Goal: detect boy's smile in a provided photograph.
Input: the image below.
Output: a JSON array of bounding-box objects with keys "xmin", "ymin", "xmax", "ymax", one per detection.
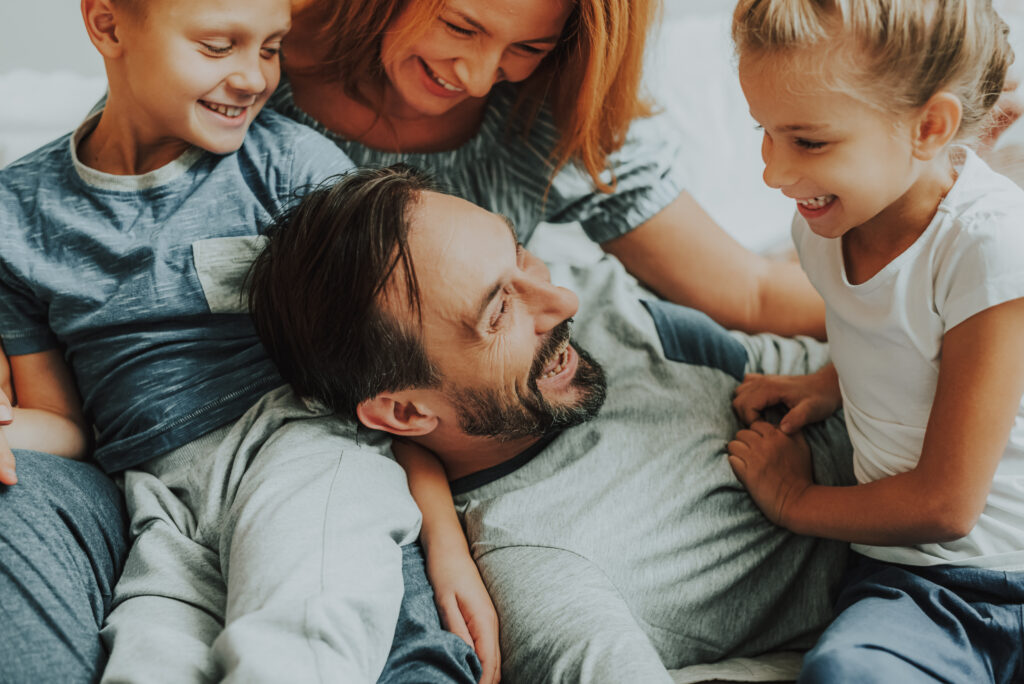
[{"xmin": 83, "ymin": 0, "xmax": 291, "ymax": 174}]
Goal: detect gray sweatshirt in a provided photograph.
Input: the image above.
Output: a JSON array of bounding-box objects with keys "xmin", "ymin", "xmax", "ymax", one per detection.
[{"xmin": 452, "ymin": 259, "xmax": 854, "ymax": 683}]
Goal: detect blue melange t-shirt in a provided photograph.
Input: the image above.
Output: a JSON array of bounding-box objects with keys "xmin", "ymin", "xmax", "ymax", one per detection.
[{"xmin": 0, "ymin": 109, "xmax": 354, "ymax": 472}]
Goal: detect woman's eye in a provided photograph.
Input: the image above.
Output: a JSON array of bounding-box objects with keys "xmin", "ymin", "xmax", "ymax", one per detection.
[
  {"xmin": 201, "ymin": 42, "xmax": 232, "ymax": 55},
  {"xmin": 442, "ymin": 19, "xmax": 475, "ymax": 37},
  {"xmin": 514, "ymin": 44, "xmax": 545, "ymax": 56}
]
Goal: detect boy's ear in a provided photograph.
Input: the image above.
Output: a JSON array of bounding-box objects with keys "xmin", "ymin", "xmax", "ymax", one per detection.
[
  {"xmin": 356, "ymin": 392, "xmax": 440, "ymax": 437},
  {"xmin": 81, "ymin": 0, "xmax": 125, "ymax": 59},
  {"xmin": 912, "ymin": 91, "xmax": 963, "ymax": 161}
]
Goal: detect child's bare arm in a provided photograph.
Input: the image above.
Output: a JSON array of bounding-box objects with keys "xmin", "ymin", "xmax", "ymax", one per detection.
[
  {"xmin": 730, "ymin": 298, "xmax": 1024, "ymax": 546},
  {"xmin": 392, "ymin": 439, "xmax": 501, "ymax": 684},
  {"xmin": 0, "ymin": 350, "xmax": 90, "ymax": 482}
]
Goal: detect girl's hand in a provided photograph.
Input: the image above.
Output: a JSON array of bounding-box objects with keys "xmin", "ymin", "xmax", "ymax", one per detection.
[
  {"xmin": 727, "ymin": 421, "xmax": 813, "ymax": 528},
  {"xmin": 426, "ymin": 541, "xmax": 501, "ymax": 684},
  {"xmin": 732, "ymin": 364, "xmax": 841, "ymax": 433}
]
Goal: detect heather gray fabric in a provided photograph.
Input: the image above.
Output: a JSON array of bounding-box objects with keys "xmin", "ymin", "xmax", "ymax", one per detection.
[
  {"xmin": 100, "ymin": 386, "xmax": 423, "ymax": 683},
  {"xmin": 452, "ymin": 259, "xmax": 855, "ymax": 682},
  {"xmin": 266, "ymin": 80, "xmax": 688, "ymax": 248}
]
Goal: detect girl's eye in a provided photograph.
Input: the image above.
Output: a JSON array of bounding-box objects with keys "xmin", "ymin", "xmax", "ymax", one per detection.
[
  {"xmin": 796, "ymin": 138, "xmax": 827, "ymax": 150},
  {"xmin": 442, "ymin": 19, "xmax": 475, "ymax": 37},
  {"xmin": 261, "ymin": 46, "xmax": 281, "ymax": 59},
  {"xmin": 201, "ymin": 42, "xmax": 232, "ymax": 55}
]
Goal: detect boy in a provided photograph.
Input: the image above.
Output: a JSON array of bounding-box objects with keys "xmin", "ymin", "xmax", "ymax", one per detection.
[{"xmin": 0, "ymin": 0, "xmax": 479, "ymax": 681}]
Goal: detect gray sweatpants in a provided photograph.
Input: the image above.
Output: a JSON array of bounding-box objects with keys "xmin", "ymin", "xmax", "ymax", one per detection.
[{"xmin": 100, "ymin": 386, "xmax": 422, "ymax": 683}]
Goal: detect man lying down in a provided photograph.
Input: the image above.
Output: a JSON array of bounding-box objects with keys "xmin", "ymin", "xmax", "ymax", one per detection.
[{"xmin": 247, "ymin": 165, "xmax": 855, "ymax": 683}]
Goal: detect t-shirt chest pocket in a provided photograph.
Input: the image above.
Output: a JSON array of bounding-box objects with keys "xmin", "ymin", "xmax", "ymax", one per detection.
[{"xmin": 192, "ymin": 235, "xmax": 268, "ymax": 314}]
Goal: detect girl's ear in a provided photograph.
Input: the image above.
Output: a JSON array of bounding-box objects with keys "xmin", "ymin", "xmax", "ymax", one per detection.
[
  {"xmin": 356, "ymin": 392, "xmax": 440, "ymax": 437},
  {"xmin": 912, "ymin": 91, "xmax": 963, "ymax": 161},
  {"xmin": 81, "ymin": 0, "xmax": 124, "ymax": 59}
]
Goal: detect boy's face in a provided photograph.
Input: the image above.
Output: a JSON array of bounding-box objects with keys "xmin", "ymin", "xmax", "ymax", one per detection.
[
  {"xmin": 738, "ymin": 50, "xmax": 919, "ymax": 240},
  {"xmin": 114, "ymin": 0, "xmax": 290, "ymax": 156}
]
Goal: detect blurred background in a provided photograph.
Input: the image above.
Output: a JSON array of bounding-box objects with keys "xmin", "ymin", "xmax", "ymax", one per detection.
[{"xmin": 1, "ymin": 0, "xmax": 1021, "ymax": 253}]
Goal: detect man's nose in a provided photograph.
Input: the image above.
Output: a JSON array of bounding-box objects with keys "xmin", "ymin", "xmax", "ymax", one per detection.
[
  {"xmin": 526, "ymin": 278, "xmax": 579, "ymax": 335},
  {"xmin": 226, "ymin": 53, "xmax": 268, "ymax": 95},
  {"xmin": 452, "ymin": 49, "xmax": 503, "ymax": 98}
]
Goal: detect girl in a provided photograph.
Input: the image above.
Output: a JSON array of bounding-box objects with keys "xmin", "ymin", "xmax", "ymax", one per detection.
[{"xmin": 727, "ymin": 1, "xmax": 1024, "ymax": 681}]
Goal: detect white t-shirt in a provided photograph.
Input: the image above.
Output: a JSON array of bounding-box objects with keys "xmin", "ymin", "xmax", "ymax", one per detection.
[{"xmin": 794, "ymin": 147, "xmax": 1024, "ymax": 570}]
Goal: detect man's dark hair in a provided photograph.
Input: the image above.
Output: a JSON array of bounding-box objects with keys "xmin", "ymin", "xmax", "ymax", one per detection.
[{"xmin": 248, "ymin": 164, "xmax": 440, "ymax": 416}]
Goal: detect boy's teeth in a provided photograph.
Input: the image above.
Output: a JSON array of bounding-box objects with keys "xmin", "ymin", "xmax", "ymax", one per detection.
[
  {"xmin": 797, "ymin": 194, "xmax": 835, "ymax": 209},
  {"xmin": 205, "ymin": 102, "xmax": 245, "ymax": 117}
]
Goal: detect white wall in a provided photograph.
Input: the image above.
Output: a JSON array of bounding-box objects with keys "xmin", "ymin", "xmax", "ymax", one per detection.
[
  {"xmin": 0, "ymin": 1, "xmax": 104, "ymax": 77},
  {"xmin": 0, "ymin": 0, "xmax": 725, "ymax": 79}
]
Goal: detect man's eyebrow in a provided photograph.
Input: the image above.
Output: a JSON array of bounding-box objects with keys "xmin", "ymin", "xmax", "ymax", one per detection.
[
  {"xmin": 471, "ymin": 215, "xmax": 520, "ymax": 326},
  {"xmin": 501, "ymin": 214, "xmax": 518, "ymax": 241}
]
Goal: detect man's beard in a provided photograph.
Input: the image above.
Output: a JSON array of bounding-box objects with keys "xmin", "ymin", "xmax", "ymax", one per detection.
[{"xmin": 446, "ymin": 320, "xmax": 607, "ymax": 442}]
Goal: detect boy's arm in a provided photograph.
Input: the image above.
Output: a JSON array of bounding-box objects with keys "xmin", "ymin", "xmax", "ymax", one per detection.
[
  {"xmin": 734, "ymin": 298, "xmax": 1024, "ymax": 545},
  {"xmin": 393, "ymin": 440, "xmax": 500, "ymax": 684},
  {"xmin": 3, "ymin": 350, "xmax": 90, "ymax": 473}
]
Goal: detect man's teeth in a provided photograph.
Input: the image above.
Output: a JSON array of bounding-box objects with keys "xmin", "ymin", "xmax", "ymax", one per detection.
[
  {"xmin": 204, "ymin": 102, "xmax": 245, "ymax": 117},
  {"xmin": 797, "ymin": 194, "xmax": 835, "ymax": 209},
  {"xmin": 542, "ymin": 339, "xmax": 570, "ymax": 379}
]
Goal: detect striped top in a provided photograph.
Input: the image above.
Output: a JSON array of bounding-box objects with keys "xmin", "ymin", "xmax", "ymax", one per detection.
[{"xmin": 266, "ymin": 81, "xmax": 688, "ymax": 246}]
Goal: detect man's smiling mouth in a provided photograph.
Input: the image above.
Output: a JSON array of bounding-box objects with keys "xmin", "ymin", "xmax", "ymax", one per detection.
[{"xmin": 540, "ymin": 338, "xmax": 571, "ymax": 379}]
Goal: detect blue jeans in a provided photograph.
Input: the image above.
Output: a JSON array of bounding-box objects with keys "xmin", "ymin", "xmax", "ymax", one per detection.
[
  {"xmin": 0, "ymin": 450, "xmax": 129, "ymax": 684},
  {"xmin": 379, "ymin": 543, "xmax": 482, "ymax": 683},
  {"xmin": 799, "ymin": 552, "xmax": 1024, "ymax": 684}
]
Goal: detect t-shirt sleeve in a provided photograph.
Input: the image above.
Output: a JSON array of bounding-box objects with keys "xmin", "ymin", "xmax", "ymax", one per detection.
[
  {"xmin": 0, "ymin": 258, "xmax": 59, "ymax": 356},
  {"xmin": 545, "ymin": 112, "xmax": 688, "ymax": 244},
  {"xmin": 287, "ymin": 124, "xmax": 356, "ymax": 189},
  {"xmin": 0, "ymin": 183, "xmax": 60, "ymax": 356},
  {"xmin": 938, "ymin": 202, "xmax": 1024, "ymax": 332}
]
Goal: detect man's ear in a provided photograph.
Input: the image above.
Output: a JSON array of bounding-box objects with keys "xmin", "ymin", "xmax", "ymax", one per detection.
[
  {"xmin": 356, "ymin": 392, "xmax": 440, "ymax": 437},
  {"xmin": 81, "ymin": 0, "xmax": 125, "ymax": 59},
  {"xmin": 912, "ymin": 91, "xmax": 963, "ymax": 161}
]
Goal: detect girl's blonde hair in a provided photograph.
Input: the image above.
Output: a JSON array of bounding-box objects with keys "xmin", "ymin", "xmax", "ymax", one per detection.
[
  {"xmin": 293, "ymin": 0, "xmax": 659, "ymax": 191},
  {"xmin": 731, "ymin": 0, "xmax": 1014, "ymax": 140}
]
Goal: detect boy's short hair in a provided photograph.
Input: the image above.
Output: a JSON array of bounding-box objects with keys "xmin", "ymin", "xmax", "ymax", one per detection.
[{"xmin": 248, "ymin": 165, "xmax": 441, "ymax": 417}]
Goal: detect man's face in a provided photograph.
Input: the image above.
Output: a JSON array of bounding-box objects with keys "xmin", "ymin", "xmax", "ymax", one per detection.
[{"xmin": 398, "ymin": 191, "xmax": 606, "ymax": 441}]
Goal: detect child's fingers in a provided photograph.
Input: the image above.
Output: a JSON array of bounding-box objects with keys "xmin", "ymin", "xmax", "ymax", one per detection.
[
  {"xmin": 0, "ymin": 389, "xmax": 13, "ymax": 425},
  {"xmin": 0, "ymin": 444, "xmax": 17, "ymax": 485},
  {"xmin": 437, "ymin": 595, "xmax": 474, "ymax": 649}
]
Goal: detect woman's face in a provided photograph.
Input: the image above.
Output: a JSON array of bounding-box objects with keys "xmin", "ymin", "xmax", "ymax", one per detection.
[{"xmin": 380, "ymin": 0, "xmax": 573, "ymax": 118}]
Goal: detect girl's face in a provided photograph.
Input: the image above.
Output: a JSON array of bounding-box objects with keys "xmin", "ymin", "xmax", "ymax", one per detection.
[
  {"xmin": 380, "ymin": 0, "xmax": 573, "ymax": 118},
  {"xmin": 739, "ymin": 51, "xmax": 922, "ymax": 240}
]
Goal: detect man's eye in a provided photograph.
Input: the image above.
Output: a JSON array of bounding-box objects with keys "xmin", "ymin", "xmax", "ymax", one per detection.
[{"xmin": 489, "ymin": 299, "xmax": 509, "ymax": 330}]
